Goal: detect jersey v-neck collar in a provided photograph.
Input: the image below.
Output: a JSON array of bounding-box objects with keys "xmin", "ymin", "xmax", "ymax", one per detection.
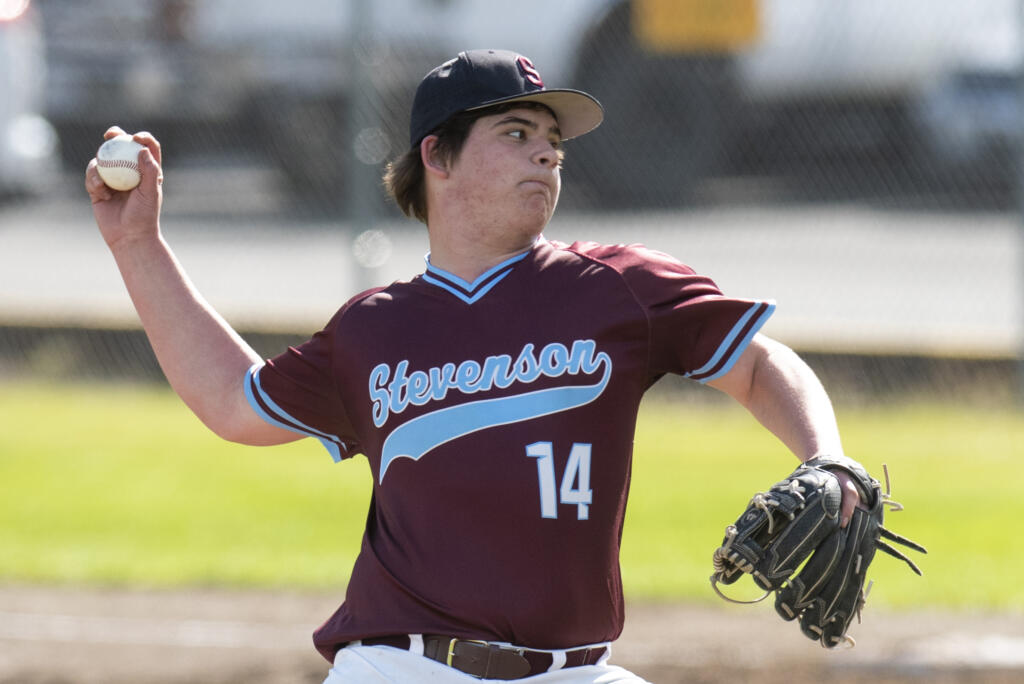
[{"xmin": 421, "ymin": 242, "xmax": 538, "ymax": 305}]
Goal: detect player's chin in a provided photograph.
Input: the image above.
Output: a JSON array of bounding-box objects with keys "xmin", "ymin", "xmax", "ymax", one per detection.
[
  {"xmin": 521, "ymin": 184, "xmax": 559, "ymax": 215},
  {"xmin": 521, "ymin": 197, "xmax": 558, "ymax": 229}
]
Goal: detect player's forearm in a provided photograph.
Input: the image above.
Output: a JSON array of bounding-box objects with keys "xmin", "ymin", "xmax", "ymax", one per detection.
[
  {"xmin": 750, "ymin": 341, "xmax": 843, "ymax": 461},
  {"xmin": 109, "ymin": 231, "xmax": 262, "ymax": 439},
  {"xmin": 717, "ymin": 336, "xmax": 844, "ymax": 461}
]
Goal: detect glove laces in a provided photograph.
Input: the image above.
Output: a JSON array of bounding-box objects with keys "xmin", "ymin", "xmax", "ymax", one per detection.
[{"xmin": 876, "ymin": 465, "xmax": 928, "ymax": 576}]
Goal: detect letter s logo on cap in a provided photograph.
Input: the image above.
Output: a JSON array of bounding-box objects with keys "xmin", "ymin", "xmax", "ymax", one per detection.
[{"xmin": 517, "ymin": 56, "xmax": 544, "ymax": 88}]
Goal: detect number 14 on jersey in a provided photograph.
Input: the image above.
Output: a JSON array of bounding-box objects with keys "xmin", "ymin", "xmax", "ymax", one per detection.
[{"xmin": 526, "ymin": 442, "xmax": 593, "ymax": 520}]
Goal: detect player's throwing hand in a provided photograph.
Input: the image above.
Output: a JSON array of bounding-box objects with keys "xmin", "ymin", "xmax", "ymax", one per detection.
[{"xmin": 85, "ymin": 126, "xmax": 164, "ymax": 250}]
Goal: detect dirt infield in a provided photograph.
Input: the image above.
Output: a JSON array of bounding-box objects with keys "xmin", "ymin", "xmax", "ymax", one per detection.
[{"xmin": 1, "ymin": 585, "xmax": 1022, "ymax": 683}]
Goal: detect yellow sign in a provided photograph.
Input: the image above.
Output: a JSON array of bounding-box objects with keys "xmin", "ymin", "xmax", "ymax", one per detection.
[{"xmin": 633, "ymin": 0, "xmax": 760, "ymax": 53}]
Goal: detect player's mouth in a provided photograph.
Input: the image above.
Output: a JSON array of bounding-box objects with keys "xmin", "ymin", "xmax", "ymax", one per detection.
[{"xmin": 520, "ymin": 178, "xmax": 554, "ymax": 194}]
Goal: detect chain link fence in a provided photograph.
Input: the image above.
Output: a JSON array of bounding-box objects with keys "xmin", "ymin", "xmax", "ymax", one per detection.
[{"xmin": 1, "ymin": 0, "xmax": 1021, "ymax": 401}]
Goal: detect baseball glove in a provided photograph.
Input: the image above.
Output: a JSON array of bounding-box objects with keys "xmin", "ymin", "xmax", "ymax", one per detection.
[{"xmin": 710, "ymin": 455, "xmax": 926, "ymax": 648}]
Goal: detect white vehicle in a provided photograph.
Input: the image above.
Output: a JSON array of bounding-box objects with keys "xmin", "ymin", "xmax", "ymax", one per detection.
[{"xmin": 0, "ymin": 0, "xmax": 58, "ymax": 199}]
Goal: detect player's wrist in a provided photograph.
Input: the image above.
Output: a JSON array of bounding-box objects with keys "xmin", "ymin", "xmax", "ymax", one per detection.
[
  {"xmin": 104, "ymin": 224, "xmax": 165, "ymax": 256},
  {"xmin": 804, "ymin": 454, "xmax": 874, "ymax": 503}
]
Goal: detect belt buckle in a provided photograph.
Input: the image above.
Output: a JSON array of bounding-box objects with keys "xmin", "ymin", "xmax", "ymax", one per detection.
[{"xmin": 446, "ymin": 638, "xmax": 489, "ymax": 667}]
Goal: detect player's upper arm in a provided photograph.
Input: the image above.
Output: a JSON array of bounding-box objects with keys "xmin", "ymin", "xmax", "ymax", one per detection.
[{"xmin": 705, "ymin": 333, "xmax": 768, "ymax": 406}]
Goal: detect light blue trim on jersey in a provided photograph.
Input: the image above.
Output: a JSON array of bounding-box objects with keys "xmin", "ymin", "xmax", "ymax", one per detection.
[
  {"xmin": 422, "ymin": 250, "xmax": 531, "ymax": 304},
  {"xmin": 686, "ymin": 300, "xmax": 776, "ymax": 384},
  {"xmin": 378, "ymin": 356, "xmax": 612, "ymax": 483},
  {"xmin": 422, "ymin": 272, "xmax": 505, "ymax": 305},
  {"xmin": 244, "ymin": 363, "xmax": 346, "ymax": 462}
]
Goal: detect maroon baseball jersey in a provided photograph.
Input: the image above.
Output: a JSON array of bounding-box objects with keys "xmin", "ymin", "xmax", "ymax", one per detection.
[{"xmin": 245, "ymin": 238, "xmax": 774, "ymax": 661}]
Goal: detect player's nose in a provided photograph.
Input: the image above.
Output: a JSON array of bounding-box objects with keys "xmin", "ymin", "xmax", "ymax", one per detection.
[{"xmin": 531, "ymin": 142, "xmax": 560, "ymax": 169}]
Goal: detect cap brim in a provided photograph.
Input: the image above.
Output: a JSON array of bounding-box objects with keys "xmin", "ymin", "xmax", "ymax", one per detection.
[{"xmin": 467, "ymin": 89, "xmax": 604, "ymax": 141}]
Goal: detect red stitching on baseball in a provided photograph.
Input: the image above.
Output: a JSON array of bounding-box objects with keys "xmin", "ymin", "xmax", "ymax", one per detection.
[{"xmin": 98, "ymin": 159, "xmax": 139, "ymax": 170}]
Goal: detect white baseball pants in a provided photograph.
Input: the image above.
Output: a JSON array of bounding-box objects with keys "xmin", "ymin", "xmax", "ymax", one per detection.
[{"xmin": 322, "ymin": 641, "xmax": 652, "ymax": 683}]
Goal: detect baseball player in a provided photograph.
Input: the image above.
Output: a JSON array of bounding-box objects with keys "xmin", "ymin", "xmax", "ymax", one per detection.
[{"xmin": 85, "ymin": 49, "xmax": 860, "ymax": 682}]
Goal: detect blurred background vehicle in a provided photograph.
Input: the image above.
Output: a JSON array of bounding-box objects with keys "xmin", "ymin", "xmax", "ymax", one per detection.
[
  {"xmin": 36, "ymin": 0, "xmax": 448, "ymax": 213},
  {"xmin": 567, "ymin": 0, "xmax": 1022, "ymax": 208},
  {"xmin": 914, "ymin": 67, "xmax": 1021, "ymax": 201},
  {"xmin": 35, "ymin": 0, "xmax": 1024, "ymax": 214},
  {"xmin": 0, "ymin": 0, "xmax": 59, "ymax": 200}
]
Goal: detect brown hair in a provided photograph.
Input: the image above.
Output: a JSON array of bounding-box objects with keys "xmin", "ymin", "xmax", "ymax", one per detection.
[{"xmin": 383, "ymin": 102, "xmax": 558, "ymax": 224}]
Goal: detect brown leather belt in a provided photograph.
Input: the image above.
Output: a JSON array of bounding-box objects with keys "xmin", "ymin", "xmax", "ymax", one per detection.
[{"xmin": 360, "ymin": 634, "xmax": 608, "ymax": 680}]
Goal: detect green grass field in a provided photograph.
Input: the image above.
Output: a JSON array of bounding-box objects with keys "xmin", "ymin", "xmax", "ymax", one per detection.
[{"xmin": 1, "ymin": 381, "xmax": 1021, "ymax": 610}]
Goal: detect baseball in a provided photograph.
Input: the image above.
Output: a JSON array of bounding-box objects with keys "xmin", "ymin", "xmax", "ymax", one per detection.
[{"xmin": 96, "ymin": 134, "xmax": 144, "ymax": 191}]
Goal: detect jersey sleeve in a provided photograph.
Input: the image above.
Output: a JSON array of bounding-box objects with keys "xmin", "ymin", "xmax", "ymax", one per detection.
[
  {"xmin": 574, "ymin": 241, "xmax": 775, "ymax": 384},
  {"xmin": 244, "ymin": 316, "xmax": 359, "ymax": 462}
]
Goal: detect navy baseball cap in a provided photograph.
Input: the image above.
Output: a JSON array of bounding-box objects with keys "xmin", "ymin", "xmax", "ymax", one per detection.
[{"xmin": 409, "ymin": 49, "xmax": 603, "ymax": 148}]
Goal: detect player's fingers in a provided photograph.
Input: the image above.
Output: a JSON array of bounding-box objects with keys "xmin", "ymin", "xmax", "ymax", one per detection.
[
  {"xmin": 84, "ymin": 158, "xmax": 113, "ymax": 203},
  {"xmin": 103, "ymin": 125, "xmax": 127, "ymax": 140},
  {"xmin": 132, "ymin": 130, "xmax": 162, "ymax": 167},
  {"xmin": 835, "ymin": 471, "xmax": 861, "ymax": 529},
  {"xmin": 135, "ymin": 146, "xmax": 164, "ymax": 197}
]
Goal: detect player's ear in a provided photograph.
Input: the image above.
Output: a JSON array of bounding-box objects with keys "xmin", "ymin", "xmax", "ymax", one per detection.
[{"xmin": 420, "ymin": 135, "xmax": 449, "ymax": 178}]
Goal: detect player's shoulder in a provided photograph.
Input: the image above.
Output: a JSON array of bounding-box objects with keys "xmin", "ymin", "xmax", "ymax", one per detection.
[
  {"xmin": 321, "ymin": 280, "xmax": 413, "ymax": 328},
  {"xmin": 544, "ymin": 238, "xmax": 696, "ymax": 276}
]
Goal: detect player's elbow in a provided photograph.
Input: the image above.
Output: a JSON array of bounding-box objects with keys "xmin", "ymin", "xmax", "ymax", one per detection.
[
  {"xmin": 189, "ymin": 394, "xmax": 299, "ymax": 446},
  {"xmin": 208, "ymin": 415, "xmax": 301, "ymax": 447}
]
